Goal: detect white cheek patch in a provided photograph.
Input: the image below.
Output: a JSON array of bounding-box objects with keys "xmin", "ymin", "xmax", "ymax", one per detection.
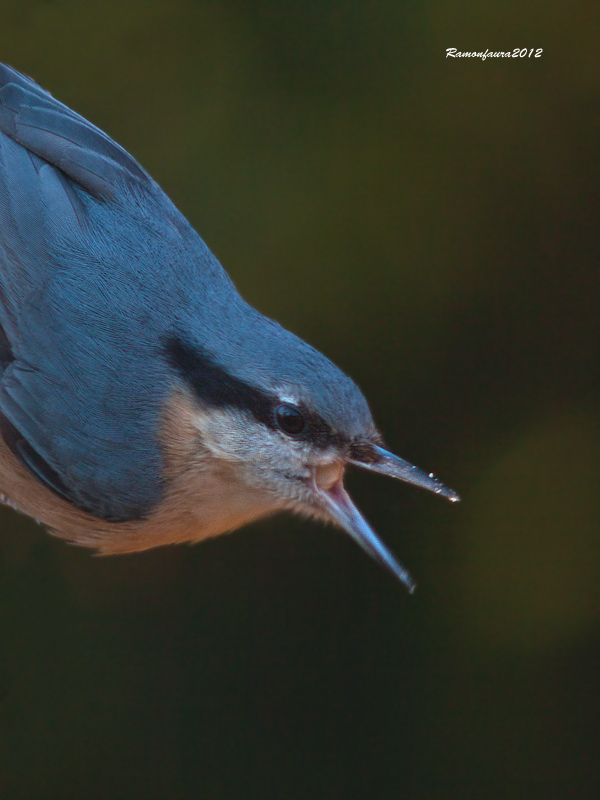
[
  {"xmin": 195, "ymin": 410, "xmax": 249, "ymax": 461},
  {"xmin": 190, "ymin": 407, "xmax": 283, "ymax": 464}
]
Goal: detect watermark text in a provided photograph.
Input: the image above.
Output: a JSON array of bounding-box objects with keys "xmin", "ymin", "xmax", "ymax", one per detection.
[{"xmin": 446, "ymin": 48, "xmax": 543, "ymax": 60}]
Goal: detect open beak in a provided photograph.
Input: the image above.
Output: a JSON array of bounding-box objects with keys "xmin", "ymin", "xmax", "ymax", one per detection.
[{"xmin": 313, "ymin": 448, "xmax": 459, "ymax": 592}]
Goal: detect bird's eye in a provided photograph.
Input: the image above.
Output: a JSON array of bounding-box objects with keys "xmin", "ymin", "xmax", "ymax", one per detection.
[{"xmin": 275, "ymin": 403, "xmax": 305, "ymax": 436}]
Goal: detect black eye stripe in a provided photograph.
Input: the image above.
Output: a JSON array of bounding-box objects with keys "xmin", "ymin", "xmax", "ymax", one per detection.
[
  {"xmin": 166, "ymin": 336, "xmax": 274, "ymax": 426},
  {"xmin": 166, "ymin": 336, "xmax": 347, "ymax": 450}
]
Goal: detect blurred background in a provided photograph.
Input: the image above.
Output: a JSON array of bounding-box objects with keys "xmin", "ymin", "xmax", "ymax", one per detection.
[{"xmin": 0, "ymin": 1, "xmax": 598, "ymax": 798}]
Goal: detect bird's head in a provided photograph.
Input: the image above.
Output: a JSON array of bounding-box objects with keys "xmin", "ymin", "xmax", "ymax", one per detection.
[{"xmin": 165, "ymin": 319, "xmax": 458, "ymax": 591}]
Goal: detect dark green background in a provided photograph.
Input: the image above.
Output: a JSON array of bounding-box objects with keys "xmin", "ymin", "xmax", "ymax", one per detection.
[{"xmin": 0, "ymin": 1, "xmax": 598, "ymax": 798}]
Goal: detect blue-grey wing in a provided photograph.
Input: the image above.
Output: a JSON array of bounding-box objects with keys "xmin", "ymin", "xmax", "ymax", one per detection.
[
  {"xmin": 0, "ymin": 64, "xmax": 197, "ymax": 520},
  {"xmin": 0, "ymin": 63, "xmax": 152, "ymax": 200}
]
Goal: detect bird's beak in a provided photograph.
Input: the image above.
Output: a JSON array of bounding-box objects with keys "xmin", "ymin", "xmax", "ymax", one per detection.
[
  {"xmin": 350, "ymin": 445, "xmax": 460, "ymax": 503},
  {"xmin": 313, "ymin": 448, "xmax": 459, "ymax": 592}
]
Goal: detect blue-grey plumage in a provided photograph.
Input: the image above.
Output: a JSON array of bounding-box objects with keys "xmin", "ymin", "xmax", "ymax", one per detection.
[{"xmin": 0, "ymin": 64, "xmax": 458, "ymax": 590}]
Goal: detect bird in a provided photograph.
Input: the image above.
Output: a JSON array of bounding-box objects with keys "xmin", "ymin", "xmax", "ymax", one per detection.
[{"xmin": 0, "ymin": 63, "xmax": 458, "ymax": 592}]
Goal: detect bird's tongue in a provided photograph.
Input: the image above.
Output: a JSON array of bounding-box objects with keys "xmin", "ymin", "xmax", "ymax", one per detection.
[{"xmin": 316, "ymin": 479, "xmax": 416, "ymax": 592}]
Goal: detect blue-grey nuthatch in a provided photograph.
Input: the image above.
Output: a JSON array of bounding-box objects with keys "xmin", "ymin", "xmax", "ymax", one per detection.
[{"xmin": 0, "ymin": 64, "xmax": 458, "ymax": 591}]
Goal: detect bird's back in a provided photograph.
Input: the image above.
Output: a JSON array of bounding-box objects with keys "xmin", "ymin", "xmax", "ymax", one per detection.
[{"xmin": 0, "ymin": 64, "xmax": 234, "ymax": 521}]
